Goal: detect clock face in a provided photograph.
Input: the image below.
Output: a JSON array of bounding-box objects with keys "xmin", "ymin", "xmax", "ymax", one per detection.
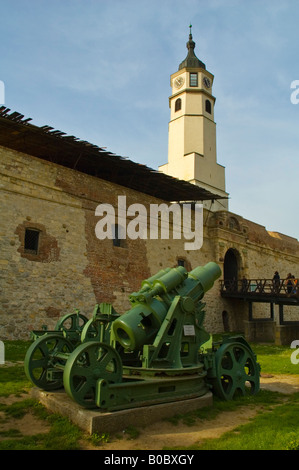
[
  {"xmin": 174, "ymin": 76, "xmax": 184, "ymax": 89},
  {"xmin": 203, "ymin": 77, "xmax": 211, "ymax": 89}
]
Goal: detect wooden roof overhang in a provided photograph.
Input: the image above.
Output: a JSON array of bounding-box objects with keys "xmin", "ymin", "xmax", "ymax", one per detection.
[{"xmin": 0, "ymin": 107, "xmax": 226, "ymax": 203}]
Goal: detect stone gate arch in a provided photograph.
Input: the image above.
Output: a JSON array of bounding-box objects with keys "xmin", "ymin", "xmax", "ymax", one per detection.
[{"xmin": 224, "ymin": 248, "xmax": 241, "ymax": 285}]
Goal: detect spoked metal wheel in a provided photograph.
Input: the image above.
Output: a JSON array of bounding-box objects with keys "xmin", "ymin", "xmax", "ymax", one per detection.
[
  {"xmin": 63, "ymin": 341, "xmax": 123, "ymax": 408},
  {"xmin": 55, "ymin": 310, "xmax": 88, "ymax": 333},
  {"xmin": 24, "ymin": 334, "xmax": 74, "ymax": 391},
  {"xmin": 212, "ymin": 341, "xmax": 260, "ymax": 400},
  {"xmin": 54, "ymin": 312, "xmax": 89, "ymax": 346}
]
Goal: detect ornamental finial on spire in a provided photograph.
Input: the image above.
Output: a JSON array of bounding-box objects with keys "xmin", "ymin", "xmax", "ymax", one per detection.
[{"xmin": 178, "ymin": 25, "xmax": 206, "ymax": 70}]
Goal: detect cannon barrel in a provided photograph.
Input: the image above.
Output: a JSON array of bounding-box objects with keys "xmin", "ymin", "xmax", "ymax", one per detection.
[{"xmin": 112, "ymin": 262, "xmax": 221, "ymax": 351}]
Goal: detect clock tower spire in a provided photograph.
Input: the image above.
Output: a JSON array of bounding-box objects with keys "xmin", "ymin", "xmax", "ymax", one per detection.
[
  {"xmin": 159, "ymin": 28, "xmax": 228, "ymax": 211},
  {"xmin": 179, "ymin": 24, "xmax": 206, "ymax": 70}
]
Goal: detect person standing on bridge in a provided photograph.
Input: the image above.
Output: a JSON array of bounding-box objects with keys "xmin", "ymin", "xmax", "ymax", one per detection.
[
  {"xmin": 286, "ymin": 273, "xmax": 293, "ymax": 294},
  {"xmin": 291, "ymin": 275, "xmax": 297, "ymax": 294},
  {"xmin": 272, "ymin": 271, "xmax": 280, "ymax": 293}
]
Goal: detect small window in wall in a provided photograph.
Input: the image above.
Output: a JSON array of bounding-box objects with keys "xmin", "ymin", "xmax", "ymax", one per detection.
[
  {"xmin": 190, "ymin": 73, "xmax": 198, "ymax": 87},
  {"xmin": 24, "ymin": 229, "xmax": 40, "ymax": 254},
  {"xmin": 175, "ymin": 98, "xmax": 182, "ymax": 112},
  {"xmin": 177, "ymin": 259, "xmax": 185, "ymax": 267},
  {"xmin": 205, "ymin": 99, "xmax": 212, "ymax": 114},
  {"xmin": 112, "ymin": 224, "xmax": 125, "ymax": 248}
]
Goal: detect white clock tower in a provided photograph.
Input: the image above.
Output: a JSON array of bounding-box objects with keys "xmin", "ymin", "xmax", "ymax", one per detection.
[{"xmin": 159, "ymin": 28, "xmax": 228, "ymax": 210}]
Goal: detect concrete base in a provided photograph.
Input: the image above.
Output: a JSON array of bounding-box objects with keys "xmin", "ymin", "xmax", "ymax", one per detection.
[
  {"xmin": 31, "ymin": 388, "xmax": 213, "ymax": 435},
  {"xmin": 244, "ymin": 320, "xmax": 276, "ymax": 342},
  {"xmin": 275, "ymin": 324, "xmax": 299, "ymax": 345}
]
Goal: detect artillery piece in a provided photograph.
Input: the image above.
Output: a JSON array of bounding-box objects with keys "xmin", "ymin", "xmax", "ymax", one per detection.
[{"xmin": 24, "ymin": 262, "xmax": 260, "ymax": 411}]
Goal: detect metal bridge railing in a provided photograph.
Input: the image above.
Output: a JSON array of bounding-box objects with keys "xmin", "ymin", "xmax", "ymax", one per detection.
[{"xmin": 220, "ymin": 278, "xmax": 299, "ymax": 298}]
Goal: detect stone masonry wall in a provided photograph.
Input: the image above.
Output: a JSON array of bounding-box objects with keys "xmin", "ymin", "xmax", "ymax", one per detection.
[
  {"xmin": 208, "ymin": 211, "xmax": 299, "ymax": 328},
  {"xmin": 0, "ymin": 147, "xmax": 97, "ymax": 338}
]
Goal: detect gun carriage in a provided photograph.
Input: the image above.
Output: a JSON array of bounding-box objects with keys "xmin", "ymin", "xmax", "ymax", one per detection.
[{"xmin": 24, "ymin": 262, "xmax": 260, "ymax": 410}]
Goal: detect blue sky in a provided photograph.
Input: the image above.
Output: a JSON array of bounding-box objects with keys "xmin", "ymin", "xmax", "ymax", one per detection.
[{"xmin": 1, "ymin": 0, "xmax": 299, "ymax": 239}]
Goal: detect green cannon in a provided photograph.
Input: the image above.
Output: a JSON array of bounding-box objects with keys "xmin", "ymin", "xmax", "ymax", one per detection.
[{"xmin": 24, "ymin": 262, "xmax": 260, "ymax": 410}]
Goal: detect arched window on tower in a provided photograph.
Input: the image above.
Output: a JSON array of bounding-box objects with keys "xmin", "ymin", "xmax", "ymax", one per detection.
[
  {"xmin": 175, "ymin": 98, "xmax": 182, "ymax": 112},
  {"xmin": 205, "ymin": 99, "xmax": 212, "ymax": 114}
]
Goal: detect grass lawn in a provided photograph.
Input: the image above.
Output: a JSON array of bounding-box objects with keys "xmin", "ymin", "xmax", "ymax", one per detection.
[
  {"xmin": 0, "ymin": 338, "xmax": 298, "ymax": 450},
  {"xmin": 253, "ymin": 342, "xmax": 299, "ymax": 375},
  {"xmin": 195, "ymin": 392, "xmax": 299, "ymax": 450}
]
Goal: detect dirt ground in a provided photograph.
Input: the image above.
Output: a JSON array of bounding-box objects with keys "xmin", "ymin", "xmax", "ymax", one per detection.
[{"xmin": 1, "ymin": 373, "xmax": 299, "ymax": 450}]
